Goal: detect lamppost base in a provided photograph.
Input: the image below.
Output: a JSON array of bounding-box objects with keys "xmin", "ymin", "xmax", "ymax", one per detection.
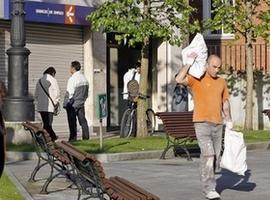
[{"xmin": 3, "ymin": 96, "xmax": 34, "ymax": 121}]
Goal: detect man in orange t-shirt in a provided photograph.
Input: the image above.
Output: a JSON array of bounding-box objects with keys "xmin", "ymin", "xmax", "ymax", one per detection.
[{"xmin": 176, "ymin": 54, "xmax": 232, "ymax": 200}]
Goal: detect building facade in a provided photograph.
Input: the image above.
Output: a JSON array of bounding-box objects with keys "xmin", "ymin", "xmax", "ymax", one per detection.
[
  {"xmin": 190, "ymin": 0, "xmax": 270, "ymax": 129},
  {"xmin": 0, "ymin": 0, "xmax": 180, "ymax": 136}
]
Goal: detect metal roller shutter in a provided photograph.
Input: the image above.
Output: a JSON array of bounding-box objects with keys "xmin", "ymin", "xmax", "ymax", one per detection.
[
  {"xmin": 0, "ymin": 21, "xmax": 84, "ymax": 135},
  {"xmin": 26, "ymin": 23, "xmax": 84, "ymax": 135},
  {"xmin": 0, "ymin": 21, "xmax": 9, "ymax": 86}
]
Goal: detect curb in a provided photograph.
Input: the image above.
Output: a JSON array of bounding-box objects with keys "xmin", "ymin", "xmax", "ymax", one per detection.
[
  {"xmin": 245, "ymin": 141, "xmax": 270, "ymax": 151},
  {"xmin": 4, "ymin": 168, "xmax": 34, "ymax": 200},
  {"xmin": 95, "ymin": 150, "xmax": 174, "ymax": 163},
  {"xmin": 6, "ymin": 141, "xmax": 270, "ymax": 163},
  {"xmin": 6, "ymin": 149, "xmax": 175, "ymax": 163}
]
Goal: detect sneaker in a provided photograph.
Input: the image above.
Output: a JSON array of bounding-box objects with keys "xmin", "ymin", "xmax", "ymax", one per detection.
[{"xmin": 205, "ymin": 191, "xmax": 221, "ymax": 200}]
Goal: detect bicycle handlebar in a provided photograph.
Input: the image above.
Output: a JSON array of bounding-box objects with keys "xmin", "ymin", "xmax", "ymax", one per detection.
[{"xmin": 122, "ymin": 92, "xmax": 150, "ymax": 99}]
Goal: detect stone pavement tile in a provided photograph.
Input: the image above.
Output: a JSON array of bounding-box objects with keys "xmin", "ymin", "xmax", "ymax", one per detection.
[{"xmin": 6, "ymin": 150, "xmax": 270, "ymax": 200}]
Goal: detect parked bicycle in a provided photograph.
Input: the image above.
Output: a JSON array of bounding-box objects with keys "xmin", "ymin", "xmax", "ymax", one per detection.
[{"xmin": 120, "ymin": 94, "xmax": 156, "ymax": 138}]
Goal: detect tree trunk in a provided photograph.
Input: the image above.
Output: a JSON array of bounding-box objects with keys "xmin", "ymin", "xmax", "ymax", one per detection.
[
  {"xmin": 136, "ymin": 41, "xmax": 149, "ymax": 137},
  {"xmin": 244, "ymin": 2, "xmax": 254, "ymax": 130},
  {"xmin": 244, "ymin": 37, "xmax": 254, "ymax": 130},
  {"xmin": 136, "ymin": 0, "xmax": 150, "ymax": 137}
]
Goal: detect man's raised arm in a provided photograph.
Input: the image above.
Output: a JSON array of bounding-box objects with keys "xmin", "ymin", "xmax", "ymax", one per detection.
[
  {"xmin": 176, "ymin": 52, "xmax": 197, "ymax": 85},
  {"xmin": 175, "ymin": 64, "xmax": 191, "ymax": 85}
]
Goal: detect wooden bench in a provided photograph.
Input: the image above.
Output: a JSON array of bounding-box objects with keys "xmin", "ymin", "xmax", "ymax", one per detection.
[
  {"xmin": 156, "ymin": 111, "xmax": 197, "ymax": 160},
  {"xmin": 22, "ymin": 122, "xmax": 73, "ymax": 194},
  {"xmin": 56, "ymin": 140, "xmax": 160, "ymax": 200}
]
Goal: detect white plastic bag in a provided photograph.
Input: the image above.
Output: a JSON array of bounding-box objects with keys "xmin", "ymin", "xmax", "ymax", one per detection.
[
  {"xmin": 182, "ymin": 33, "xmax": 208, "ymax": 79},
  {"xmin": 220, "ymin": 128, "xmax": 247, "ymax": 176}
]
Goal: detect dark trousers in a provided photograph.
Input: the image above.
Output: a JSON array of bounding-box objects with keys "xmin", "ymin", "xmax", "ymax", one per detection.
[
  {"xmin": 66, "ymin": 105, "xmax": 89, "ymax": 141},
  {"xmin": 40, "ymin": 112, "xmax": 57, "ymax": 141}
]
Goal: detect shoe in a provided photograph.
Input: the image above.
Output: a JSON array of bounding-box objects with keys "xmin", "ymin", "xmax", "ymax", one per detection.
[
  {"xmin": 205, "ymin": 191, "xmax": 221, "ymax": 200},
  {"xmin": 68, "ymin": 138, "xmax": 77, "ymax": 142}
]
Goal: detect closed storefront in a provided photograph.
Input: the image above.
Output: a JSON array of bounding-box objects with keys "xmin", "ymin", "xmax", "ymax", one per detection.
[
  {"xmin": 0, "ymin": 20, "xmax": 84, "ymax": 133},
  {"xmin": 1, "ymin": 0, "xmax": 183, "ymax": 136}
]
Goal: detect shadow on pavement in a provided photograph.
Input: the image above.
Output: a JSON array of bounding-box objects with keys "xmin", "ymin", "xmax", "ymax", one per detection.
[{"xmin": 216, "ymin": 169, "xmax": 256, "ymax": 193}]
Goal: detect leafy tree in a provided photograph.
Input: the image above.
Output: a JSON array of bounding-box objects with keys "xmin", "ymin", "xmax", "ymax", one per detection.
[
  {"xmin": 87, "ymin": 0, "xmax": 200, "ymax": 137},
  {"xmin": 205, "ymin": 0, "xmax": 270, "ymax": 130}
]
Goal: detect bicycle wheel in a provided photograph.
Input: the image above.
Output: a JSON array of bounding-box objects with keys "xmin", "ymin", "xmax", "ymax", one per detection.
[
  {"xmin": 146, "ymin": 108, "xmax": 156, "ymax": 136},
  {"xmin": 127, "ymin": 109, "xmax": 137, "ymax": 138},
  {"xmin": 120, "ymin": 109, "xmax": 137, "ymax": 138},
  {"xmin": 120, "ymin": 109, "xmax": 132, "ymax": 138}
]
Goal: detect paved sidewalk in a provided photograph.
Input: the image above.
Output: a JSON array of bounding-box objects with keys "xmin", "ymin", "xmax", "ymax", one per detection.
[{"xmin": 6, "ymin": 150, "xmax": 270, "ymax": 200}]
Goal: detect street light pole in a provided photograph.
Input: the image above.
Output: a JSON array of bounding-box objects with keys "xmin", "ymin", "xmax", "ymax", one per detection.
[{"xmin": 3, "ymin": 0, "xmax": 34, "ymax": 121}]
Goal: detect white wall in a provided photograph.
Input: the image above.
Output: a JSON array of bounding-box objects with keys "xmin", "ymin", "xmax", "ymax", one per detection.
[
  {"xmin": 154, "ymin": 41, "xmax": 183, "ymax": 113},
  {"xmin": 227, "ymin": 73, "xmax": 270, "ymax": 130},
  {"xmin": 83, "ymin": 29, "xmax": 107, "ymax": 129}
]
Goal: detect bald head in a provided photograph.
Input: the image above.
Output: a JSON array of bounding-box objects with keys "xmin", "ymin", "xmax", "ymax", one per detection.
[
  {"xmin": 206, "ymin": 54, "xmax": 222, "ymax": 78},
  {"xmin": 207, "ymin": 54, "xmax": 221, "ymax": 63}
]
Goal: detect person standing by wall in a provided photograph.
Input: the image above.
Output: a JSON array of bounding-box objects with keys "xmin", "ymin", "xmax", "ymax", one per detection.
[
  {"xmin": 172, "ymin": 74, "xmax": 189, "ymax": 112},
  {"xmin": 123, "ymin": 62, "xmax": 141, "ymax": 101},
  {"xmin": 0, "ymin": 80, "xmax": 6, "ymax": 177},
  {"xmin": 63, "ymin": 61, "xmax": 89, "ymax": 142},
  {"xmin": 0, "ymin": 109, "xmax": 5, "ymax": 177},
  {"xmin": 35, "ymin": 67, "xmax": 60, "ymax": 141},
  {"xmin": 0, "ymin": 80, "xmax": 7, "ymax": 178},
  {"xmin": 176, "ymin": 54, "xmax": 232, "ymax": 200},
  {"xmin": 0, "ymin": 80, "xmax": 7, "ymax": 109}
]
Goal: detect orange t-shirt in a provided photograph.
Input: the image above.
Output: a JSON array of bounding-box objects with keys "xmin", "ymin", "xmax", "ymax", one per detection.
[{"xmin": 187, "ymin": 73, "xmax": 229, "ymax": 124}]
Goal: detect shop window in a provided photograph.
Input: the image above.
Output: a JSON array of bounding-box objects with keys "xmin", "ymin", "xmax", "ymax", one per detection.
[{"xmin": 203, "ymin": 0, "xmax": 235, "ymax": 39}]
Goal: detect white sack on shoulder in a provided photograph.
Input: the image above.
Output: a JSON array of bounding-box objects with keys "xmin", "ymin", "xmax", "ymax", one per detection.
[
  {"xmin": 182, "ymin": 33, "xmax": 208, "ymax": 79},
  {"xmin": 220, "ymin": 128, "xmax": 247, "ymax": 176}
]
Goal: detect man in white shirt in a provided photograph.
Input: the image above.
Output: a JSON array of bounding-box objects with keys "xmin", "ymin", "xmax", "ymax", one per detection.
[
  {"xmin": 63, "ymin": 61, "xmax": 89, "ymax": 141},
  {"xmin": 123, "ymin": 62, "xmax": 141, "ymax": 100}
]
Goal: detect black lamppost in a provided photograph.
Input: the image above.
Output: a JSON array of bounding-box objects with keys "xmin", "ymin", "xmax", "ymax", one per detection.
[{"xmin": 3, "ymin": 0, "xmax": 34, "ymax": 121}]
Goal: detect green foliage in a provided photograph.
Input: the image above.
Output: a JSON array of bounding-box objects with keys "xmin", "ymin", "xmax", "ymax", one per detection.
[
  {"xmin": 7, "ymin": 143, "xmax": 35, "ymax": 152},
  {"xmin": 72, "ymin": 131, "xmax": 270, "ymax": 153},
  {"xmin": 5, "ymin": 130, "xmax": 270, "ymax": 153},
  {"xmin": 71, "ymin": 136, "xmax": 168, "ymax": 153},
  {"xmin": 242, "ymin": 130, "xmax": 270, "ymax": 143},
  {"xmin": 87, "ymin": 0, "xmax": 201, "ymax": 46},
  {"xmin": 258, "ymin": 9, "xmax": 270, "ymax": 41},
  {"xmin": 204, "ymin": 0, "xmax": 270, "ymax": 41},
  {"xmin": 0, "ymin": 173, "xmax": 25, "ymax": 200}
]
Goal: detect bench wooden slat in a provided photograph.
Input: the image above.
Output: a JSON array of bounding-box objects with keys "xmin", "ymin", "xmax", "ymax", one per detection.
[
  {"xmin": 56, "ymin": 141, "xmax": 160, "ymax": 200},
  {"xmin": 107, "ymin": 178, "xmax": 142, "ymax": 200},
  {"xmin": 113, "ymin": 176, "xmax": 159, "ymax": 200},
  {"xmin": 56, "ymin": 141, "xmax": 87, "ymax": 162},
  {"xmin": 156, "ymin": 111, "xmax": 197, "ymax": 160}
]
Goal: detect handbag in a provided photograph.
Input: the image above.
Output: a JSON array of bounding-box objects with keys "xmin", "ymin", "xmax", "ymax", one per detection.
[{"xmin": 39, "ymin": 79, "xmax": 60, "ymax": 116}]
